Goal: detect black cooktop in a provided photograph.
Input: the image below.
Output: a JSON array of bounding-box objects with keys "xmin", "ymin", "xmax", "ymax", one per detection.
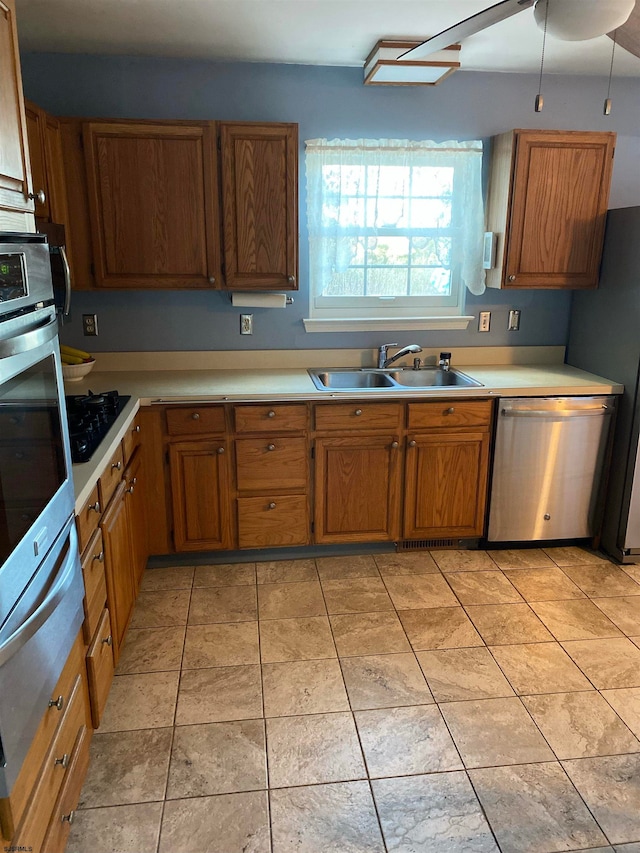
[{"xmin": 65, "ymin": 390, "xmax": 130, "ymax": 464}]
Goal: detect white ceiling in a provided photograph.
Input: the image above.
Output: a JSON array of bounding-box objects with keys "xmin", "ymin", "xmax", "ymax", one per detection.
[{"xmin": 14, "ymin": 0, "xmax": 640, "ymax": 76}]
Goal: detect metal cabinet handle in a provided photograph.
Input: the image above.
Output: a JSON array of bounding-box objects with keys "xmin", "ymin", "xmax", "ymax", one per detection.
[
  {"xmin": 391, "ymin": 441, "xmax": 399, "ymax": 449},
  {"xmin": 192, "ymin": 412, "xmax": 200, "ymax": 420},
  {"xmin": 134, "ymin": 425, "xmax": 141, "ymax": 433},
  {"xmin": 408, "ymin": 440, "xmax": 417, "ymax": 447},
  {"xmin": 29, "ymin": 189, "xmax": 46, "ymax": 205},
  {"xmin": 102, "ymin": 634, "xmax": 113, "ymax": 646},
  {"xmin": 267, "ymin": 443, "xmax": 276, "ymax": 451},
  {"xmin": 61, "ymin": 811, "xmax": 75, "ymax": 825},
  {"xmin": 508, "ymin": 274, "xmax": 516, "ymax": 282},
  {"xmin": 111, "ymin": 461, "xmax": 122, "ymax": 471},
  {"xmin": 88, "ymin": 501, "xmax": 101, "ymax": 513},
  {"xmin": 445, "ymin": 407, "xmax": 455, "ymax": 414},
  {"xmin": 130, "ymin": 477, "xmax": 138, "ymax": 486},
  {"xmin": 355, "ymin": 409, "xmax": 363, "ymax": 416},
  {"xmin": 48, "ymin": 695, "xmax": 64, "ymax": 711},
  {"xmin": 127, "ymin": 484, "xmax": 135, "ymax": 494},
  {"xmin": 93, "ymin": 550, "xmax": 104, "ymax": 564},
  {"xmin": 208, "ymin": 276, "xmax": 216, "ymax": 284},
  {"xmin": 217, "ymin": 446, "xmax": 225, "ymax": 454},
  {"xmin": 268, "ymin": 502, "xmax": 277, "ymax": 509},
  {"xmin": 287, "ymin": 275, "xmax": 295, "ymax": 284},
  {"xmin": 54, "ymin": 753, "xmax": 69, "ymax": 769},
  {"xmin": 268, "ymin": 410, "xmax": 276, "ymax": 418}
]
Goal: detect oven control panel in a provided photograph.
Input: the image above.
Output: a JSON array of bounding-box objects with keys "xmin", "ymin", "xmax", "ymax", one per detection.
[{"xmin": 0, "ymin": 253, "xmax": 28, "ymax": 303}]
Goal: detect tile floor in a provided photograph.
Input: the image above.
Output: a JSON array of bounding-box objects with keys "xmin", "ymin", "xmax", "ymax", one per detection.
[{"xmin": 67, "ymin": 546, "xmax": 640, "ymax": 853}]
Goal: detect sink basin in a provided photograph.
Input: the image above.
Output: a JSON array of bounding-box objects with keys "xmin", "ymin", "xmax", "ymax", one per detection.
[
  {"xmin": 389, "ymin": 368, "xmax": 483, "ymax": 388},
  {"xmin": 309, "ymin": 369, "xmax": 396, "ymax": 390}
]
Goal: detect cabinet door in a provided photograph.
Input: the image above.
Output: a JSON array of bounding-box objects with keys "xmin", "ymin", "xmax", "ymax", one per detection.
[
  {"xmin": 505, "ymin": 131, "xmax": 615, "ymax": 289},
  {"xmin": 169, "ymin": 440, "xmax": 233, "ymax": 551},
  {"xmin": 84, "ymin": 121, "xmax": 221, "ymax": 288},
  {"xmin": 24, "ymin": 102, "xmax": 50, "ymax": 218},
  {"xmin": 100, "ymin": 482, "xmax": 135, "ymax": 660},
  {"xmin": 43, "ymin": 113, "xmax": 71, "ymax": 227},
  {"xmin": 314, "ymin": 435, "xmax": 401, "ymax": 543},
  {"xmin": 404, "ymin": 432, "xmax": 490, "ymax": 539},
  {"xmin": 220, "ymin": 123, "xmax": 298, "ymax": 291},
  {"xmin": 0, "ymin": 0, "xmax": 33, "ymax": 218},
  {"xmin": 125, "ymin": 450, "xmax": 148, "ymax": 590}
]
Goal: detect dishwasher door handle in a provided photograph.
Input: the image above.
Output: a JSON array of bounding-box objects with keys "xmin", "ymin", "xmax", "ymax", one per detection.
[{"xmin": 501, "ymin": 407, "xmax": 612, "ymax": 418}]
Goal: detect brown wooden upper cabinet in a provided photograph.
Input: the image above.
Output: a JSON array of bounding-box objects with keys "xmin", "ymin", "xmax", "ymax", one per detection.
[
  {"xmin": 485, "ymin": 129, "xmax": 616, "ymax": 290},
  {"xmin": 0, "ymin": 0, "xmax": 34, "ymax": 225},
  {"xmin": 220, "ymin": 122, "xmax": 298, "ymax": 291},
  {"xmin": 83, "ymin": 121, "xmax": 222, "ymax": 288},
  {"xmin": 24, "ymin": 100, "xmax": 70, "ymax": 227}
]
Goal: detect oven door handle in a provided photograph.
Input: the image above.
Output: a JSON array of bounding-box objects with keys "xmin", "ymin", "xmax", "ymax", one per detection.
[
  {"xmin": 0, "ymin": 529, "xmax": 79, "ymax": 668},
  {"xmin": 0, "ymin": 316, "xmax": 59, "ymax": 360},
  {"xmin": 60, "ymin": 245, "xmax": 72, "ymax": 317}
]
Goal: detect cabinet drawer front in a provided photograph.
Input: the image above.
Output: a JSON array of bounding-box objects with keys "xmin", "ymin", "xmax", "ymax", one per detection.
[
  {"xmin": 98, "ymin": 445, "xmax": 125, "ymax": 508},
  {"xmin": 234, "ymin": 404, "xmax": 307, "ymax": 433},
  {"xmin": 86, "ymin": 608, "xmax": 115, "ymax": 729},
  {"xmin": 166, "ymin": 406, "xmax": 226, "ymax": 435},
  {"xmin": 122, "ymin": 414, "xmax": 141, "ymax": 465},
  {"xmin": 407, "ymin": 400, "xmax": 493, "ymax": 430},
  {"xmin": 76, "ymin": 485, "xmax": 102, "ymax": 553},
  {"xmin": 237, "ymin": 495, "xmax": 308, "ymax": 548},
  {"xmin": 41, "ymin": 725, "xmax": 91, "ymax": 853},
  {"xmin": 314, "ymin": 403, "xmax": 404, "ymax": 432},
  {"xmin": 236, "ymin": 437, "xmax": 308, "ymax": 491},
  {"xmin": 82, "ymin": 529, "xmax": 107, "ymax": 643}
]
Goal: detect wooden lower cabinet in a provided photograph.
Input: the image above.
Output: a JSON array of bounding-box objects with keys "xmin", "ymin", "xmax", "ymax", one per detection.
[
  {"xmin": 100, "ymin": 481, "xmax": 135, "ymax": 660},
  {"xmin": 125, "ymin": 448, "xmax": 148, "ymax": 590},
  {"xmin": 238, "ymin": 494, "xmax": 308, "ymax": 548},
  {"xmin": 314, "ymin": 434, "xmax": 402, "ymax": 543},
  {"xmin": 40, "ymin": 724, "xmax": 91, "ymax": 853},
  {"xmin": 86, "ymin": 608, "xmax": 115, "ymax": 728}
]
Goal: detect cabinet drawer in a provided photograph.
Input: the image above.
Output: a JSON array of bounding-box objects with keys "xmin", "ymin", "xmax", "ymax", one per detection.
[
  {"xmin": 314, "ymin": 403, "xmax": 404, "ymax": 432},
  {"xmin": 237, "ymin": 495, "xmax": 309, "ymax": 548},
  {"xmin": 98, "ymin": 445, "xmax": 125, "ymax": 508},
  {"xmin": 122, "ymin": 414, "xmax": 141, "ymax": 465},
  {"xmin": 40, "ymin": 725, "xmax": 91, "ymax": 853},
  {"xmin": 76, "ymin": 485, "xmax": 102, "ymax": 553},
  {"xmin": 86, "ymin": 608, "xmax": 115, "ymax": 728},
  {"xmin": 234, "ymin": 404, "xmax": 307, "ymax": 433},
  {"xmin": 166, "ymin": 406, "xmax": 226, "ymax": 435},
  {"xmin": 236, "ymin": 437, "xmax": 308, "ymax": 491},
  {"xmin": 407, "ymin": 400, "xmax": 493, "ymax": 431},
  {"xmin": 82, "ymin": 529, "xmax": 107, "ymax": 643}
]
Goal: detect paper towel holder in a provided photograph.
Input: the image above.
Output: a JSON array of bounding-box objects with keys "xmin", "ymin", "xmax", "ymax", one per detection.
[{"xmin": 229, "ymin": 293, "xmax": 294, "ymax": 307}]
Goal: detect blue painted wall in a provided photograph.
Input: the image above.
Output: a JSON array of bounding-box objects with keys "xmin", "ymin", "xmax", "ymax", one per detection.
[{"xmin": 19, "ymin": 54, "xmax": 640, "ymax": 353}]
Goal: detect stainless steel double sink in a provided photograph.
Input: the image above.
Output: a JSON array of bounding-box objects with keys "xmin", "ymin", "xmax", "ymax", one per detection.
[{"xmin": 308, "ymin": 367, "xmax": 483, "ymax": 391}]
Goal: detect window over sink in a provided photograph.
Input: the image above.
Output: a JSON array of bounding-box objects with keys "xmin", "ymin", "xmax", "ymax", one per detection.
[{"xmin": 303, "ymin": 137, "xmax": 485, "ymax": 332}]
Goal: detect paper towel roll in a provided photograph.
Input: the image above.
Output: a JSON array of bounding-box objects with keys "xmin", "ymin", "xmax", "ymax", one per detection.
[{"xmin": 231, "ymin": 292, "xmax": 288, "ymax": 308}]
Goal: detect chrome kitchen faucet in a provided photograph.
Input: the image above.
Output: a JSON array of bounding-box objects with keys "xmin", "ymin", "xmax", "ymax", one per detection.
[{"xmin": 377, "ymin": 343, "xmax": 422, "ymax": 369}]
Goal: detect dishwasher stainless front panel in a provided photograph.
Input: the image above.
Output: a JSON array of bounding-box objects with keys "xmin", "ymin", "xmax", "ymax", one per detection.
[{"xmin": 488, "ymin": 397, "xmax": 614, "ymax": 542}]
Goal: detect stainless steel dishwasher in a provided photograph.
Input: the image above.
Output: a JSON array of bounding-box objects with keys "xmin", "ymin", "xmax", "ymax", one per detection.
[{"xmin": 488, "ymin": 396, "xmax": 615, "ymax": 542}]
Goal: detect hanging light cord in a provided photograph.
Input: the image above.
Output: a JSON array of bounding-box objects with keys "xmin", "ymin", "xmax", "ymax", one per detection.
[
  {"xmin": 535, "ymin": 0, "xmax": 550, "ymax": 111},
  {"xmin": 604, "ymin": 30, "xmax": 617, "ymax": 115}
]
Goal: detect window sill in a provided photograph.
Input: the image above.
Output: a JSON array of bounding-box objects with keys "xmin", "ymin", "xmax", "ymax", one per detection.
[{"xmin": 303, "ymin": 316, "xmax": 474, "ymax": 333}]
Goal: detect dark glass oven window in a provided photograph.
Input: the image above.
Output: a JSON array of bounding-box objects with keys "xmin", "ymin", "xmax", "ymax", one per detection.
[{"xmin": 0, "ymin": 355, "xmax": 67, "ymax": 564}]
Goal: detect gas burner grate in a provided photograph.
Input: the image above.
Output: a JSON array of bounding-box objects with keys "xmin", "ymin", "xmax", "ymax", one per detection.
[{"xmin": 65, "ymin": 390, "xmax": 130, "ymax": 464}]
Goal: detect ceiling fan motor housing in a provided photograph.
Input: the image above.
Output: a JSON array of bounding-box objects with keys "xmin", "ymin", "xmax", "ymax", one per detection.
[{"xmin": 533, "ymin": 0, "xmax": 636, "ymax": 40}]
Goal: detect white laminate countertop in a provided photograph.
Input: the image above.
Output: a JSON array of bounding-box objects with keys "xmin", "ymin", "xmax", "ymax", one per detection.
[{"xmin": 69, "ymin": 363, "xmax": 623, "ymax": 513}]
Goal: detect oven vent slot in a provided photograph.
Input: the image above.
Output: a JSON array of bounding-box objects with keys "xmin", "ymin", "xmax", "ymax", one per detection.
[{"xmin": 397, "ymin": 538, "xmax": 457, "ymax": 551}]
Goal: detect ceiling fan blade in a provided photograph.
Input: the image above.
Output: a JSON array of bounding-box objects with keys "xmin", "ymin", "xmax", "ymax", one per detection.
[
  {"xmin": 608, "ymin": 1, "xmax": 640, "ymax": 58},
  {"xmin": 400, "ymin": 0, "xmax": 535, "ymax": 61}
]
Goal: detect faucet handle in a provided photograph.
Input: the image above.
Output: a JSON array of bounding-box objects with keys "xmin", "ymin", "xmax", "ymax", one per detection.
[
  {"xmin": 378, "ymin": 342, "xmax": 399, "ymax": 369},
  {"xmin": 379, "ymin": 342, "xmax": 399, "ymax": 351}
]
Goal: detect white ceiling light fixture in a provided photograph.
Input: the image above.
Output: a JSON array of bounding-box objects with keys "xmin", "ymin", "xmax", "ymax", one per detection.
[
  {"xmin": 533, "ymin": 0, "xmax": 636, "ymax": 41},
  {"xmin": 364, "ymin": 39, "xmax": 461, "ymax": 86}
]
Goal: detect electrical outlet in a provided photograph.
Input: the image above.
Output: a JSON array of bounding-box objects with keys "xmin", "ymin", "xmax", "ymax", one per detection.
[
  {"xmin": 82, "ymin": 314, "xmax": 98, "ymax": 336},
  {"xmin": 508, "ymin": 309, "xmax": 521, "ymax": 331},
  {"xmin": 240, "ymin": 314, "xmax": 253, "ymax": 335},
  {"xmin": 478, "ymin": 311, "xmax": 491, "ymax": 332}
]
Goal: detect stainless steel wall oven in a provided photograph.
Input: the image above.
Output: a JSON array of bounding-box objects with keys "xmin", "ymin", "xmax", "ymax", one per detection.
[{"xmin": 0, "ymin": 234, "xmax": 84, "ymax": 797}]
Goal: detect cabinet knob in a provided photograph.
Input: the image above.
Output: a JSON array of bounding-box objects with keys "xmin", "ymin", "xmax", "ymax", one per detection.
[
  {"xmin": 111, "ymin": 460, "xmax": 122, "ymax": 471},
  {"xmin": 391, "ymin": 441, "xmax": 399, "ymax": 449},
  {"xmin": 29, "ymin": 189, "xmax": 46, "ymax": 205},
  {"xmin": 354, "ymin": 409, "xmax": 363, "ymax": 416},
  {"xmin": 268, "ymin": 502, "xmax": 277, "ymax": 509},
  {"xmin": 131, "ymin": 477, "xmax": 138, "ymax": 486},
  {"xmin": 192, "ymin": 412, "xmax": 200, "ymax": 420},
  {"xmin": 89, "ymin": 501, "xmax": 101, "ymax": 514},
  {"xmin": 408, "ymin": 440, "xmax": 417, "ymax": 447},
  {"xmin": 127, "ymin": 484, "xmax": 135, "ymax": 494},
  {"xmin": 268, "ymin": 410, "xmax": 276, "ymax": 418},
  {"xmin": 267, "ymin": 443, "xmax": 276, "ymax": 451},
  {"xmin": 217, "ymin": 446, "xmax": 225, "ymax": 454},
  {"xmin": 445, "ymin": 407, "xmax": 455, "ymax": 415},
  {"xmin": 287, "ymin": 275, "xmax": 295, "ymax": 284},
  {"xmin": 134, "ymin": 425, "xmax": 141, "ymax": 433},
  {"xmin": 208, "ymin": 276, "xmax": 216, "ymax": 284},
  {"xmin": 54, "ymin": 753, "xmax": 69, "ymax": 769},
  {"xmin": 48, "ymin": 695, "xmax": 64, "ymax": 711},
  {"xmin": 93, "ymin": 550, "xmax": 105, "ymax": 564},
  {"xmin": 102, "ymin": 634, "xmax": 113, "ymax": 646},
  {"xmin": 508, "ymin": 274, "xmax": 516, "ymax": 282},
  {"xmin": 61, "ymin": 811, "xmax": 75, "ymax": 825}
]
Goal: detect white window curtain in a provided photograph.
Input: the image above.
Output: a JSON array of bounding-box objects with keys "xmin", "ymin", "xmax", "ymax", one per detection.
[{"xmin": 305, "ymin": 138, "xmax": 486, "ymax": 303}]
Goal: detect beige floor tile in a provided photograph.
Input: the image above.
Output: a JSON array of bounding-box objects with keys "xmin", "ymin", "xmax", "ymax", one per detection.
[
  {"xmin": 615, "ymin": 845, "xmax": 640, "ymax": 852},
  {"xmin": 355, "ymin": 704, "xmax": 462, "ymax": 777},
  {"xmin": 544, "ymin": 546, "xmax": 612, "ymax": 567},
  {"xmin": 66, "ymin": 802, "xmax": 163, "ymax": 853},
  {"xmin": 130, "ymin": 589, "xmax": 191, "ymax": 628},
  {"xmin": 266, "ymin": 712, "xmax": 365, "ymax": 787},
  {"xmin": 490, "ymin": 642, "xmax": 592, "ymax": 695},
  {"xmin": 372, "ymin": 771, "xmax": 498, "ymax": 853},
  {"xmin": 431, "ymin": 549, "xmax": 497, "ymax": 572},
  {"xmin": 189, "ymin": 585, "xmax": 257, "ymax": 624},
  {"xmin": 601, "ymin": 688, "xmax": 640, "ymax": 738},
  {"xmin": 622, "ymin": 563, "xmax": 640, "ymax": 585},
  {"xmin": 563, "ymin": 638, "xmax": 640, "ymax": 689},
  {"xmin": 270, "ymin": 781, "xmax": 385, "ymax": 853},
  {"xmin": 330, "ymin": 612, "xmax": 411, "ymax": 657},
  {"xmin": 78, "ymin": 728, "xmax": 172, "ymax": 808},
  {"xmin": 316, "ymin": 554, "xmax": 380, "ymax": 580},
  {"xmin": 182, "ymin": 622, "xmax": 259, "ymax": 668},
  {"xmin": 193, "ymin": 562, "xmax": 256, "ymax": 587},
  {"xmin": 321, "ymin": 577, "xmax": 393, "ymax": 614},
  {"xmin": 258, "ymin": 580, "xmax": 326, "ymax": 619},
  {"xmin": 444, "ymin": 571, "xmax": 522, "ymax": 605},
  {"xmin": 340, "ymin": 653, "xmax": 433, "ymax": 710},
  {"xmin": 440, "ymin": 697, "xmax": 555, "ymax": 768},
  {"xmin": 176, "ymin": 665, "xmax": 262, "ymax": 725},
  {"xmin": 503, "ymin": 568, "xmax": 586, "ymax": 602},
  {"xmin": 398, "ymin": 607, "xmax": 483, "ymax": 650},
  {"xmin": 100, "ymin": 671, "xmax": 179, "ymax": 732},
  {"xmin": 563, "ymin": 755, "xmax": 640, "ymax": 845},
  {"xmin": 466, "ymin": 603, "xmax": 554, "ymax": 645},
  {"xmin": 256, "ymin": 559, "xmax": 318, "ymax": 584},
  {"xmin": 593, "ymin": 596, "xmax": 640, "ymax": 635},
  {"xmin": 417, "ymin": 647, "xmax": 515, "ymax": 702},
  {"xmin": 383, "ymin": 573, "xmax": 458, "ymax": 609},
  {"xmin": 562, "ymin": 564, "xmax": 640, "ymax": 598},
  {"xmin": 374, "ymin": 551, "xmax": 440, "ymax": 575},
  {"xmin": 167, "ymin": 719, "xmax": 266, "ymax": 798},
  {"xmin": 159, "ymin": 791, "xmax": 270, "ymax": 853},
  {"xmin": 488, "ymin": 548, "xmax": 555, "ymax": 570},
  {"xmin": 471, "ymin": 762, "xmax": 607, "ymax": 853},
  {"xmin": 116, "ymin": 626, "xmax": 185, "ymax": 674},
  {"xmin": 262, "ymin": 659, "xmax": 349, "ymax": 716},
  {"xmin": 531, "ymin": 599, "xmax": 622, "ymax": 641},
  {"xmin": 140, "ymin": 566, "xmax": 194, "ymax": 591},
  {"xmin": 260, "ymin": 615, "xmax": 336, "ymax": 662}
]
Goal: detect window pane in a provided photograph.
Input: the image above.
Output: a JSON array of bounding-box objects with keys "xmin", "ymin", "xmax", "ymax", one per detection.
[
  {"xmin": 324, "ymin": 268, "xmax": 365, "ymax": 296},
  {"xmin": 412, "ymin": 166, "xmax": 454, "ymax": 196},
  {"xmin": 367, "ymin": 236, "xmax": 409, "ymax": 266},
  {"xmin": 322, "ymin": 164, "xmax": 365, "ymax": 196},
  {"xmin": 366, "ymin": 197, "xmax": 407, "ymax": 228},
  {"xmin": 367, "ymin": 267, "xmax": 408, "ymax": 296},
  {"xmin": 336, "ymin": 197, "xmax": 365, "ymax": 227},
  {"xmin": 410, "ymin": 268, "xmax": 452, "ymax": 296},
  {"xmin": 411, "ymin": 237, "xmax": 451, "ymax": 266},
  {"xmin": 409, "ymin": 198, "xmax": 451, "ymax": 228},
  {"xmin": 368, "ymin": 165, "xmax": 410, "ymax": 197}
]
